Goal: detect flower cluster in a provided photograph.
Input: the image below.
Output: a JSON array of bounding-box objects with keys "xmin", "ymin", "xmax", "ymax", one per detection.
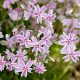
[{"xmin": 1, "ymin": 0, "xmax": 80, "ymax": 78}]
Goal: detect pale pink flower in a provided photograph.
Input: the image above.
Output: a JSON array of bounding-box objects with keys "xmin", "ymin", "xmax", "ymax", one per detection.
[
  {"xmin": 29, "ymin": 0, "xmax": 37, "ymax": 6},
  {"xmin": 5, "ymin": 34, "xmax": 15, "ymax": 48},
  {"xmin": 24, "ymin": 4, "xmax": 33, "ymax": 20},
  {"xmin": 62, "ymin": 18, "xmax": 80, "ymax": 28},
  {"xmin": 14, "ymin": 59, "xmax": 33, "ymax": 77},
  {"xmin": 41, "ymin": 29, "xmax": 52, "ymax": 48},
  {"xmin": 34, "ymin": 63, "xmax": 46, "ymax": 74},
  {"xmin": 43, "ymin": 10, "xmax": 56, "ymax": 23},
  {"xmin": 15, "ymin": 31, "xmax": 31, "ymax": 48},
  {"xmin": 59, "ymin": 32, "xmax": 78, "ymax": 50},
  {"xmin": 30, "ymin": 36, "xmax": 44, "ymax": 53},
  {"xmin": 61, "ymin": 46, "xmax": 80, "ymax": 62},
  {"xmin": 33, "ymin": 5, "xmax": 46, "ymax": 23},
  {"xmin": 6, "ymin": 60, "xmax": 16, "ymax": 71},
  {"xmin": 15, "ymin": 49, "xmax": 27, "ymax": 61},
  {"xmin": 5, "ymin": 49, "xmax": 15, "ymax": 61},
  {"xmin": 3, "ymin": 0, "xmax": 18, "ymax": 9},
  {"xmin": 8, "ymin": 8, "xmax": 22, "ymax": 21},
  {"xmin": 0, "ymin": 55, "xmax": 5, "ymax": 72},
  {"xmin": 47, "ymin": 2, "xmax": 56, "ymax": 10}
]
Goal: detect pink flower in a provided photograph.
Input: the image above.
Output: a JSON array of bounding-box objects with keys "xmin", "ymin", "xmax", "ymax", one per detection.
[
  {"xmin": 30, "ymin": 36, "xmax": 44, "ymax": 53},
  {"xmin": 59, "ymin": 32, "xmax": 78, "ymax": 50},
  {"xmin": 5, "ymin": 49, "xmax": 15, "ymax": 61},
  {"xmin": 43, "ymin": 10, "xmax": 56, "ymax": 23},
  {"xmin": 15, "ymin": 30, "xmax": 31, "ymax": 48},
  {"xmin": 24, "ymin": 10, "xmax": 32, "ymax": 20},
  {"xmin": 3, "ymin": 0, "xmax": 18, "ymax": 9},
  {"xmin": 6, "ymin": 60, "xmax": 15, "ymax": 71},
  {"xmin": 62, "ymin": 18, "xmax": 80, "ymax": 28},
  {"xmin": 5, "ymin": 34, "xmax": 16, "ymax": 48},
  {"xmin": 34, "ymin": 63, "xmax": 46, "ymax": 74},
  {"xmin": 14, "ymin": 59, "xmax": 33, "ymax": 77},
  {"xmin": 24, "ymin": 4, "xmax": 33, "ymax": 20},
  {"xmin": 29, "ymin": 0, "xmax": 37, "ymax": 6},
  {"xmin": 3, "ymin": 0, "xmax": 12, "ymax": 9},
  {"xmin": 61, "ymin": 46, "xmax": 80, "ymax": 62},
  {"xmin": 41, "ymin": 28, "xmax": 52, "ymax": 47},
  {"xmin": 15, "ymin": 49, "xmax": 27, "ymax": 61},
  {"xmin": 33, "ymin": 5, "xmax": 46, "ymax": 23},
  {"xmin": 0, "ymin": 55, "xmax": 5, "ymax": 72},
  {"xmin": 8, "ymin": 8, "xmax": 22, "ymax": 21},
  {"xmin": 47, "ymin": 2, "xmax": 56, "ymax": 10}
]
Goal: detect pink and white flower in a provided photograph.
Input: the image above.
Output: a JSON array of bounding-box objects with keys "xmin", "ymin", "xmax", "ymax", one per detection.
[
  {"xmin": 0, "ymin": 55, "xmax": 5, "ymax": 72},
  {"xmin": 33, "ymin": 5, "xmax": 46, "ymax": 23},
  {"xmin": 34, "ymin": 62, "xmax": 46, "ymax": 74},
  {"xmin": 14, "ymin": 59, "xmax": 33, "ymax": 77}
]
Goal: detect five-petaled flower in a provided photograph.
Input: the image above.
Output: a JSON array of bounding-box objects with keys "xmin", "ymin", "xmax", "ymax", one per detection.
[
  {"xmin": 0, "ymin": 54, "xmax": 6, "ymax": 72},
  {"xmin": 14, "ymin": 59, "xmax": 33, "ymax": 77},
  {"xmin": 61, "ymin": 46, "xmax": 80, "ymax": 62},
  {"xmin": 15, "ymin": 49, "xmax": 27, "ymax": 61},
  {"xmin": 33, "ymin": 5, "xmax": 46, "ymax": 23},
  {"xmin": 59, "ymin": 32, "xmax": 78, "ymax": 51},
  {"xmin": 34, "ymin": 62, "xmax": 46, "ymax": 74}
]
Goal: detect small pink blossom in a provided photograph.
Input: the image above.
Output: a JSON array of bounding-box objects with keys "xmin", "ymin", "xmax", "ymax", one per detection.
[
  {"xmin": 61, "ymin": 46, "xmax": 80, "ymax": 62},
  {"xmin": 30, "ymin": 36, "xmax": 44, "ymax": 54},
  {"xmin": 6, "ymin": 60, "xmax": 16, "ymax": 71},
  {"xmin": 5, "ymin": 49, "xmax": 15, "ymax": 61},
  {"xmin": 29, "ymin": 0, "xmax": 37, "ymax": 6},
  {"xmin": 8, "ymin": 8, "xmax": 22, "ymax": 21},
  {"xmin": 47, "ymin": 2, "xmax": 56, "ymax": 10},
  {"xmin": 59, "ymin": 32, "xmax": 78, "ymax": 50},
  {"xmin": 3, "ymin": 0, "xmax": 18, "ymax": 9},
  {"xmin": 14, "ymin": 59, "xmax": 33, "ymax": 77},
  {"xmin": 43, "ymin": 10, "xmax": 56, "ymax": 23},
  {"xmin": 34, "ymin": 63, "xmax": 46, "ymax": 74},
  {"xmin": 15, "ymin": 30, "xmax": 31, "ymax": 48},
  {"xmin": 5, "ymin": 34, "xmax": 16, "ymax": 48},
  {"xmin": 33, "ymin": 5, "xmax": 46, "ymax": 23},
  {"xmin": 15, "ymin": 49, "xmax": 27, "ymax": 61},
  {"xmin": 62, "ymin": 18, "xmax": 80, "ymax": 28},
  {"xmin": 0, "ymin": 55, "xmax": 5, "ymax": 72}
]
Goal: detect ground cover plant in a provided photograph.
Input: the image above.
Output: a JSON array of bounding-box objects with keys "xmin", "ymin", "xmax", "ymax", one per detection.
[{"xmin": 0, "ymin": 0, "xmax": 80, "ymax": 80}]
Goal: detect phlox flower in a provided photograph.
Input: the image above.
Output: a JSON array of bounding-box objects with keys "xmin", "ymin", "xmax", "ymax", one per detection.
[
  {"xmin": 5, "ymin": 49, "xmax": 15, "ymax": 61},
  {"xmin": 0, "ymin": 54, "xmax": 5, "ymax": 72},
  {"xmin": 6, "ymin": 60, "xmax": 16, "ymax": 71},
  {"xmin": 44, "ymin": 10, "xmax": 56, "ymax": 22},
  {"xmin": 24, "ymin": 3, "xmax": 33, "ymax": 20},
  {"xmin": 33, "ymin": 5, "xmax": 46, "ymax": 23},
  {"xmin": 8, "ymin": 8, "xmax": 22, "ymax": 21},
  {"xmin": 62, "ymin": 18, "xmax": 80, "ymax": 28},
  {"xmin": 14, "ymin": 59, "xmax": 33, "ymax": 77},
  {"xmin": 29, "ymin": 0, "xmax": 37, "ymax": 6},
  {"xmin": 34, "ymin": 62, "xmax": 46, "ymax": 74},
  {"xmin": 61, "ymin": 46, "xmax": 80, "ymax": 62},
  {"xmin": 15, "ymin": 30, "xmax": 31, "ymax": 48},
  {"xmin": 41, "ymin": 28, "xmax": 52, "ymax": 48},
  {"xmin": 30, "ymin": 36, "xmax": 44, "ymax": 54},
  {"xmin": 59, "ymin": 32, "xmax": 78, "ymax": 51},
  {"xmin": 15, "ymin": 49, "xmax": 27, "ymax": 61},
  {"xmin": 47, "ymin": 2, "xmax": 56, "ymax": 10},
  {"xmin": 3, "ymin": 0, "xmax": 18, "ymax": 9},
  {"xmin": 5, "ymin": 34, "xmax": 16, "ymax": 48}
]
